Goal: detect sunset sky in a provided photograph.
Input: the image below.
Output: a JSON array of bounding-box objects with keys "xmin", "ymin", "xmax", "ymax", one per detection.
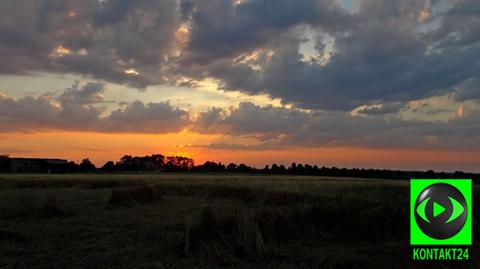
[{"xmin": 1, "ymin": 0, "xmax": 480, "ymax": 172}]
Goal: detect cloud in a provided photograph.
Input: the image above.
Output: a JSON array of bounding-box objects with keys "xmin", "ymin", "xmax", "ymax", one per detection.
[
  {"xmin": 356, "ymin": 102, "xmax": 405, "ymax": 115},
  {"xmin": 2, "ymin": 86, "xmax": 480, "ymax": 150},
  {"xmin": 1, "ymin": 0, "xmax": 479, "ymax": 110},
  {"xmin": 0, "ymin": 148, "xmax": 37, "ymax": 154},
  {"xmin": 453, "ymin": 78, "xmax": 480, "ymax": 101},
  {"xmin": 0, "ymin": 95, "xmax": 68, "ymax": 131},
  {"xmin": 102, "ymin": 100, "xmax": 190, "ymax": 133},
  {"xmin": 194, "ymin": 102, "xmax": 310, "ymax": 138},
  {"xmin": 179, "ymin": 0, "xmax": 350, "ymax": 65},
  {"xmin": 192, "ymin": 101, "xmax": 480, "ymax": 150},
  {"xmin": 0, "ymin": 82, "xmax": 191, "ymax": 133},
  {"xmin": 58, "ymin": 81, "xmax": 106, "ymax": 104},
  {"xmin": 1, "ymin": 0, "xmax": 480, "ymax": 153},
  {"xmin": 189, "ymin": 142, "xmax": 286, "ymax": 151},
  {"xmin": 193, "ymin": 107, "xmax": 226, "ymax": 133}
]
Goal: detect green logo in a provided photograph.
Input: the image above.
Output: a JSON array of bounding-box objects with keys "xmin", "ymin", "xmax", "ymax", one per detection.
[{"xmin": 410, "ymin": 179, "xmax": 472, "ymax": 245}]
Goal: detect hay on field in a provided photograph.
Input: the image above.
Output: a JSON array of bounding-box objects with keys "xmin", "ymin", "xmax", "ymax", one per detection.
[
  {"xmin": 184, "ymin": 206, "xmax": 270, "ymax": 262},
  {"xmin": 109, "ymin": 185, "xmax": 158, "ymax": 206}
]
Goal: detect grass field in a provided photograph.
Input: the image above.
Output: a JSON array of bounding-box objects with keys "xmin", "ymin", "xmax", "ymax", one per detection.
[{"xmin": 0, "ymin": 174, "xmax": 478, "ymax": 268}]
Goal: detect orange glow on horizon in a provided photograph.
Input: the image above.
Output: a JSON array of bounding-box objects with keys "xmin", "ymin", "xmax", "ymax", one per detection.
[
  {"xmin": 1, "ymin": 131, "xmax": 480, "ymax": 172},
  {"xmin": 0, "ymin": 131, "xmax": 218, "ymax": 166}
]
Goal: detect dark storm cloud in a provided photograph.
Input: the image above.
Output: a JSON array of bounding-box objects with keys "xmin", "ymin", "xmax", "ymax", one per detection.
[
  {"xmin": 453, "ymin": 78, "xmax": 480, "ymax": 101},
  {"xmin": 0, "ymin": 0, "xmax": 179, "ymax": 88},
  {"xmin": 180, "ymin": 0, "xmax": 480, "ymax": 110},
  {"xmin": 180, "ymin": 0, "xmax": 348, "ymax": 65},
  {"xmin": 1, "ymin": 0, "xmax": 479, "ymax": 109},
  {"xmin": 427, "ymin": 0, "xmax": 480, "ymax": 50}
]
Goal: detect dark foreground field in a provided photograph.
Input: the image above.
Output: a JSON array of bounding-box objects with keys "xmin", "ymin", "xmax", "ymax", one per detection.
[{"xmin": 0, "ymin": 174, "xmax": 478, "ymax": 269}]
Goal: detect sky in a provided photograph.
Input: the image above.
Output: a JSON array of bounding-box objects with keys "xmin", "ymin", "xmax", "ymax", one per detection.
[{"xmin": 0, "ymin": 0, "xmax": 480, "ymax": 172}]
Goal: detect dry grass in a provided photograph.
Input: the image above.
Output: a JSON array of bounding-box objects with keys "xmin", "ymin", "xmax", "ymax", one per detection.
[
  {"xmin": 184, "ymin": 206, "xmax": 268, "ymax": 262},
  {"xmin": 0, "ymin": 193, "xmax": 67, "ymax": 220},
  {"xmin": 0, "ymin": 173, "xmax": 477, "ymax": 268}
]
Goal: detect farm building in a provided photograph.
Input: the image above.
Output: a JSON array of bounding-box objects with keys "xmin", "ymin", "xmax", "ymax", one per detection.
[{"xmin": 9, "ymin": 158, "xmax": 69, "ymax": 173}]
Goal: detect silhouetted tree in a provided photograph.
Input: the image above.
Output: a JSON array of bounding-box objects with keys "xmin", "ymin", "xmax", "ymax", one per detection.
[
  {"xmin": 79, "ymin": 158, "xmax": 96, "ymax": 172},
  {"xmin": 289, "ymin": 162, "xmax": 297, "ymax": 174},
  {"xmin": 264, "ymin": 165, "xmax": 270, "ymax": 172},
  {"xmin": 150, "ymin": 154, "xmax": 165, "ymax": 170},
  {"xmin": 195, "ymin": 161, "xmax": 225, "ymax": 172},
  {"xmin": 297, "ymin": 164, "xmax": 305, "ymax": 174},
  {"xmin": 100, "ymin": 161, "xmax": 117, "ymax": 173},
  {"xmin": 116, "ymin": 155, "xmax": 133, "ymax": 171},
  {"xmin": 2, "ymin": 152, "xmax": 479, "ymax": 181},
  {"xmin": 226, "ymin": 163, "xmax": 237, "ymax": 172},
  {"xmin": 237, "ymin": 164, "xmax": 251, "ymax": 173},
  {"xmin": 453, "ymin": 171, "xmax": 466, "ymax": 178},
  {"xmin": 271, "ymin": 163, "xmax": 279, "ymax": 173},
  {"xmin": 115, "ymin": 154, "xmax": 165, "ymax": 172},
  {"xmin": 425, "ymin": 170, "xmax": 436, "ymax": 179},
  {"xmin": 66, "ymin": 161, "xmax": 80, "ymax": 172},
  {"xmin": 164, "ymin": 156, "xmax": 194, "ymax": 171}
]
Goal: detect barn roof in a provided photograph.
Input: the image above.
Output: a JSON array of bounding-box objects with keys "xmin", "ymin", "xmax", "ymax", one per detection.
[{"xmin": 11, "ymin": 158, "xmax": 68, "ymax": 164}]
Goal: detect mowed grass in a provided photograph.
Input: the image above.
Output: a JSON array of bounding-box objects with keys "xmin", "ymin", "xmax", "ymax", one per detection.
[{"xmin": 0, "ymin": 174, "xmax": 478, "ymax": 269}]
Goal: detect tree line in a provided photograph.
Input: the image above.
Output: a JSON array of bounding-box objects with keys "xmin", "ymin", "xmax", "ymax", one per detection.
[{"xmin": 1, "ymin": 154, "xmax": 479, "ymax": 183}]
